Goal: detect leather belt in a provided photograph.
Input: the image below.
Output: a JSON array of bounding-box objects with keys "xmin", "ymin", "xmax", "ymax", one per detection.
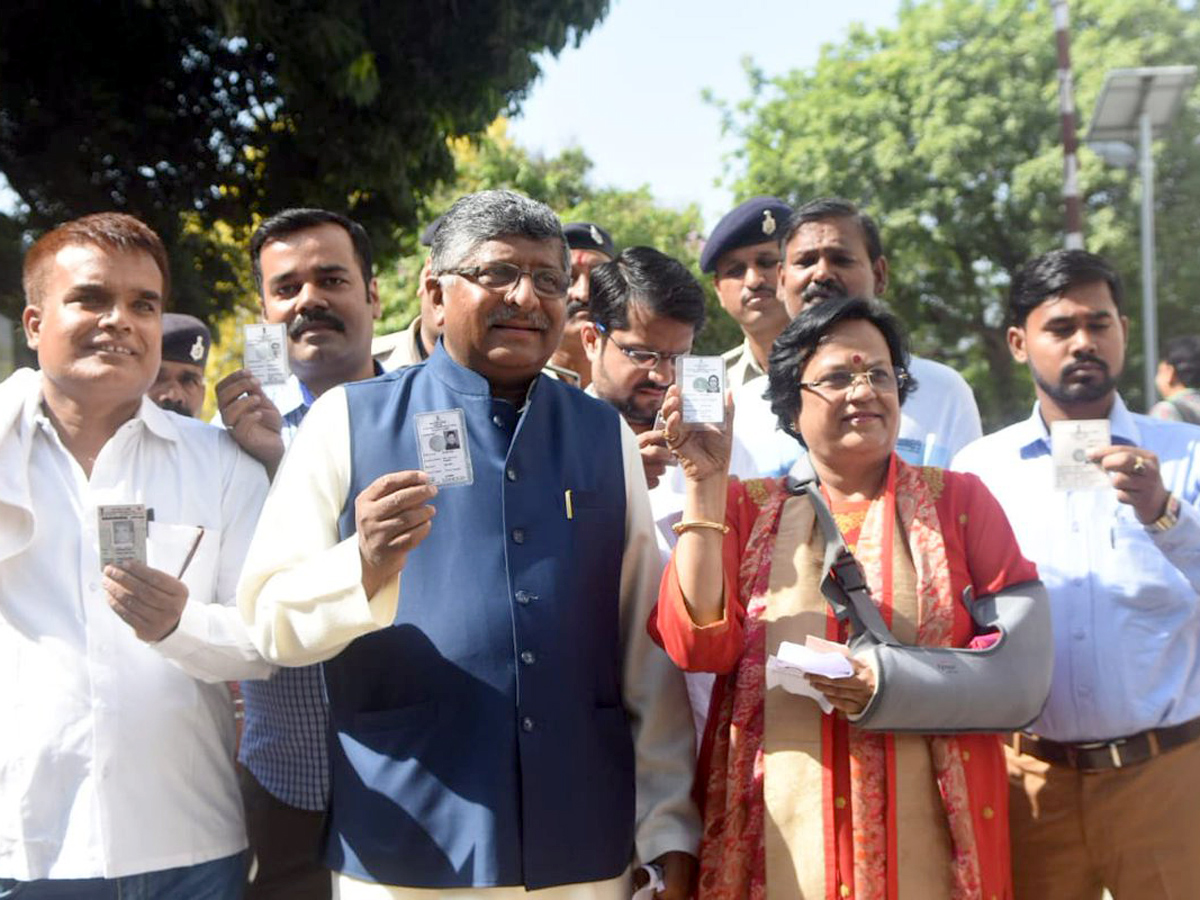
[{"xmin": 1009, "ymin": 716, "xmax": 1200, "ymax": 772}]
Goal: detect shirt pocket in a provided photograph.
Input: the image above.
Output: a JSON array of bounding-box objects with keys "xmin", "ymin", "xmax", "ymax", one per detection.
[
  {"xmin": 1109, "ymin": 517, "xmax": 1179, "ymax": 612},
  {"xmin": 148, "ymin": 522, "xmax": 222, "ymax": 606}
]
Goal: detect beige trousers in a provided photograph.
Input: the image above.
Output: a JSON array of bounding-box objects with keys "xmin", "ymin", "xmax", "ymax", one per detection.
[{"xmin": 1008, "ymin": 737, "xmax": 1200, "ymax": 900}]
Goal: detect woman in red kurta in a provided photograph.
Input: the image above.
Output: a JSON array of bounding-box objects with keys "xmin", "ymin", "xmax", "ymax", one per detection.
[{"xmin": 653, "ymin": 297, "xmax": 1041, "ymax": 900}]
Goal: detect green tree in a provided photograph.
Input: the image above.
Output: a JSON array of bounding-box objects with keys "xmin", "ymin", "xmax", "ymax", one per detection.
[
  {"xmin": 0, "ymin": 0, "xmax": 609, "ymax": 321},
  {"xmin": 716, "ymin": 0, "xmax": 1200, "ymax": 427},
  {"xmin": 378, "ymin": 120, "xmax": 738, "ymax": 354}
]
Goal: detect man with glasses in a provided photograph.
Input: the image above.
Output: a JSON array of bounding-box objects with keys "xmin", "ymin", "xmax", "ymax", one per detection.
[
  {"xmin": 581, "ymin": 246, "xmax": 706, "ymax": 492},
  {"xmin": 238, "ymin": 190, "xmax": 700, "ymax": 900}
]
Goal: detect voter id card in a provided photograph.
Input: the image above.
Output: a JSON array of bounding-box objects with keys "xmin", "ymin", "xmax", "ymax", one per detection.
[
  {"xmin": 98, "ymin": 504, "xmax": 148, "ymax": 569},
  {"xmin": 243, "ymin": 323, "xmax": 290, "ymax": 385},
  {"xmin": 1051, "ymin": 419, "xmax": 1111, "ymax": 491},
  {"xmin": 678, "ymin": 355, "xmax": 726, "ymax": 425},
  {"xmin": 415, "ymin": 409, "xmax": 474, "ymax": 487}
]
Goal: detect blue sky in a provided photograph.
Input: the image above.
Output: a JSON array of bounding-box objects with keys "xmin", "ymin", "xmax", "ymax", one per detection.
[{"xmin": 509, "ymin": 0, "xmax": 901, "ymax": 229}]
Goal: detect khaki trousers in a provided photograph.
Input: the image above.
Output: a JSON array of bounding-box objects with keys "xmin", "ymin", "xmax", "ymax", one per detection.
[{"xmin": 1007, "ymin": 737, "xmax": 1200, "ymax": 900}]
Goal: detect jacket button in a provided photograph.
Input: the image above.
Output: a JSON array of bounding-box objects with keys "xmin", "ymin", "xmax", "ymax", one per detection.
[
  {"xmin": 520, "ymin": 650, "xmax": 536, "ymax": 665},
  {"xmin": 511, "ymin": 528, "xmax": 525, "ymax": 544},
  {"xmin": 521, "ymin": 716, "xmax": 535, "ymax": 732},
  {"xmin": 492, "ymin": 414, "xmax": 505, "ymax": 427},
  {"xmin": 515, "ymin": 590, "xmax": 532, "ymax": 605},
  {"xmin": 506, "ymin": 467, "xmax": 517, "ymax": 481}
]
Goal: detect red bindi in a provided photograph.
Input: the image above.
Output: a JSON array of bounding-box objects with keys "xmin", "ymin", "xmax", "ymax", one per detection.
[{"xmin": 852, "ymin": 353, "xmax": 863, "ymax": 364}]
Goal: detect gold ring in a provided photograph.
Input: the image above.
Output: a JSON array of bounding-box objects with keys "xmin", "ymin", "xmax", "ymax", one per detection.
[{"xmin": 1133, "ymin": 457, "xmax": 1147, "ymax": 475}]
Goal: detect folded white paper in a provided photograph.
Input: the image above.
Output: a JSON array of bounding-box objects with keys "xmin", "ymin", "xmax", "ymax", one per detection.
[{"xmin": 766, "ymin": 639, "xmax": 855, "ymax": 713}]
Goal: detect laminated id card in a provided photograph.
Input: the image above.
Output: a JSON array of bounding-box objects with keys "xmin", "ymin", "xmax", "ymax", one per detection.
[
  {"xmin": 415, "ymin": 409, "xmax": 474, "ymax": 487},
  {"xmin": 98, "ymin": 504, "xmax": 148, "ymax": 568},
  {"xmin": 243, "ymin": 323, "xmax": 290, "ymax": 385},
  {"xmin": 1050, "ymin": 419, "xmax": 1111, "ymax": 491},
  {"xmin": 678, "ymin": 355, "xmax": 726, "ymax": 425}
]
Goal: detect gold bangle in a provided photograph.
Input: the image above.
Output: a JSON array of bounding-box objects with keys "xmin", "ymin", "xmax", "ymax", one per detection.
[{"xmin": 672, "ymin": 519, "xmax": 730, "ymax": 536}]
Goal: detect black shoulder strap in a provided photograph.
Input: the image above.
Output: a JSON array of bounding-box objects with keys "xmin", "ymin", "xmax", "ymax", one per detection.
[{"xmin": 784, "ymin": 457, "xmax": 899, "ymax": 647}]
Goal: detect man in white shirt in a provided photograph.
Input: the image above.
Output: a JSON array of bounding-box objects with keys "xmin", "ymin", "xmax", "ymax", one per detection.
[
  {"xmin": 731, "ymin": 197, "xmax": 982, "ymax": 478},
  {"xmin": 0, "ymin": 213, "xmax": 272, "ymax": 898}
]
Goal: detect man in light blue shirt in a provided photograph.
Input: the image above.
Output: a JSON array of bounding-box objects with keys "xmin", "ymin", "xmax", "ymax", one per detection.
[{"xmin": 953, "ymin": 248, "xmax": 1200, "ymax": 900}]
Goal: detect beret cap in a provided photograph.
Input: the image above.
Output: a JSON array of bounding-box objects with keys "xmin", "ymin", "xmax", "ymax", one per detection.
[{"xmin": 700, "ymin": 196, "xmax": 793, "ymax": 273}]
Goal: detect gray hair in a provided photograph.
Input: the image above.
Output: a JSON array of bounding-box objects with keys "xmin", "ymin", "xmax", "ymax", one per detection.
[{"xmin": 430, "ymin": 189, "xmax": 568, "ymax": 274}]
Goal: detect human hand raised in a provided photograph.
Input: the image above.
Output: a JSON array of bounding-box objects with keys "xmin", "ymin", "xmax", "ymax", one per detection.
[
  {"xmin": 660, "ymin": 384, "xmax": 734, "ymax": 484},
  {"xmin": 355, "ymin": 470, "xmax": 438, "ymax": 598},
  {"xmin": 1087, "ymin": 444, "xmax": 1170, "ymax": 524},
  {"xmin": 104, "ymin": 560, "xmax": 189, "ymax": 642},
  {"xmin": 215, "ymin": 369, "xmax": 285, "ymax": 478}
]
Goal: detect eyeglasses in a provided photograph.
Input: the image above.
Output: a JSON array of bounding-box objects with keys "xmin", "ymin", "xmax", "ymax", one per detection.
[
  {"xmin": 596, "ymin": 322, "xmax": 683, "ymax": 370},
  {"xmin": 439, "ymin": 262, "xmax": 570, "ymax": 299},
  {"xmin": 799, "ymin": 367, "xmax": 909, "ymax": 395}
]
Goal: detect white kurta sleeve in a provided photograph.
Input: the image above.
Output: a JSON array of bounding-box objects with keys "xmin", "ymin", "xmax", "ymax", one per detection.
[
  {"xmin": 237, "ymin": 387, "xmax": 400, "ymax": 665},
  {"xmin": 153, "ymin": 432, "xmax": 275, "ymax": 682},
  {"xmin": 617, "ymin": 419, "xmax": 702, "ymax": 864}
]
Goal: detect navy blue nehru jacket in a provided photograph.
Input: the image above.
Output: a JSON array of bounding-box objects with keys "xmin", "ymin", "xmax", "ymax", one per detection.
[{"xmin": 324, "ymin": 344, "xmax": 634, "ymax": 889}]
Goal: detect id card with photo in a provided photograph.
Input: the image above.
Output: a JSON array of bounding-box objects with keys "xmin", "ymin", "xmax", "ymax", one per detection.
[
  {"xmin": 243, "ymin": 323, "xmax": 290, "ymax": 385},
  {"xmin": 1051, "ymin": 419, "xmax": 1111, "ymax": 491},
  {"xmin": 678, "ymin": 355, "xmax": 726, "ymax": 425},
  {"xmin": 98, "ymin": 504, "xmax": 148, "ymax": 569},
  {"xmin": 415, "ymin": 409, "xmax": 474, "ymax": 487}
]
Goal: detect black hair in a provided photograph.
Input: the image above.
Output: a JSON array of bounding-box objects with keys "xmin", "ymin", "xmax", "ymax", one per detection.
[
  {"xmin": 589, "ymin": 246, "xmax": 707, "ymax": 334},
  {"xmin": 1164, "ymin": 335, "xmax": 1200, "ymax": 389},
  {"xmin": 250, "ymin": 208, "xmax": 374, "ymax": 293},
  {"xmin": 1009, "ymin": 249, "xmax": 1123, "ymax": 327},
  {"xmin": 766, "ymin": 295, "xmax": 914, "ymax": 445},
  {"xmin": 780, "ymin": 198, "xmax": 884, "ymax": 262}
]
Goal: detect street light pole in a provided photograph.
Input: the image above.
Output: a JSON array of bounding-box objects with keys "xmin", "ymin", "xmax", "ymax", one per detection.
[
  {"xmin": 1086, "ymin": 66, "xmax": 1195, "ymax": 409},
  {"xmin": 1139, "ymin": 109, "xmax": 1157, "ymax": 406}
]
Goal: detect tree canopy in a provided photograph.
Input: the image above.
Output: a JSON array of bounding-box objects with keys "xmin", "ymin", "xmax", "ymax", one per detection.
[
  {"xmin": 0, "ymin": 0, "xmax": 609, "ymax": 321},
  {"xmin": 716, "ymin": 0, "xmax": 1200, "ymax": 426}
]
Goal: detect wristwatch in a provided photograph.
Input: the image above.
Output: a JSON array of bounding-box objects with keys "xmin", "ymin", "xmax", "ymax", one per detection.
[{"xmin": 1146, "ymin": 492, "xmax": 1181, "ymax": 533}]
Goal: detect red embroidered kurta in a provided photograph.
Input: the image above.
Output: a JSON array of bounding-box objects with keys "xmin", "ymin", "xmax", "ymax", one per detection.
[{"xmin": 653, "ymin": 464, "xmax": 1038, "ymax": 899}]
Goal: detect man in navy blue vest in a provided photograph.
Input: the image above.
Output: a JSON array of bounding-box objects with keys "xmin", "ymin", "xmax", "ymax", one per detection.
[{"xmin": 238, "ymin": 190, "xmax": 700, "ymax": 900}]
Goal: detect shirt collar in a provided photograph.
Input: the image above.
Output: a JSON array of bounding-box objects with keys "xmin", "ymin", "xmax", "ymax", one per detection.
[
  {"xmin": 425, "ymin": 339, "xmax": 543, "ymax": 408},
  {"xmin": 22, "ymin": 375, "xmax": 181, "ymax": 445},
  {"xmin": 1017, "ymin": 393, "xmax": 1139, "ymax": 457},
  {"xmin": 270, "ymin": 361, "xmax": 387, "ymax": 416}
]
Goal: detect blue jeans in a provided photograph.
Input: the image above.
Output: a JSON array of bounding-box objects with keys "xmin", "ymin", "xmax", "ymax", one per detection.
[{"xmin": 0, "ymin": 851, "xmax": 245, "ymax": 900}]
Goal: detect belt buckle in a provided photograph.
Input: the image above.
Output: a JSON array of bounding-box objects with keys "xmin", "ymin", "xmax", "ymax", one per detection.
[{"xmin": 1072, "ymin": 738, "xmax": 1126, "ymax": 771}]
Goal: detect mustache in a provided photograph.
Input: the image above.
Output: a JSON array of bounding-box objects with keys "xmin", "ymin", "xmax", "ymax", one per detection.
[
  {"xmin": 486, "ymin": 304, "xmax": 551, "ymax": 329},
  {"xmin": 289, "ymin": 308, "xmax": 346, "ymax": 339},
  {"xmin": 742, "ymin": 287, "xmax": 776, "ymax": 303},
  {"xmin": 802, "ymin": 280, "xmax": 845, "ymax": 302},
  {"xmin": 1062, "ymin": 353, "xmax": 1110, "ymax": 378},
  {"xmin": 157, "ymin": 399, "xmax": 192, "ymax": 417}
]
